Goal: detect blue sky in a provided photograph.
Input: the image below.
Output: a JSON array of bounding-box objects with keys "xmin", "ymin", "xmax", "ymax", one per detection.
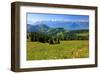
[{"xmin": 27, "ymin": 13, "xmax": 89, "ymax": 25}]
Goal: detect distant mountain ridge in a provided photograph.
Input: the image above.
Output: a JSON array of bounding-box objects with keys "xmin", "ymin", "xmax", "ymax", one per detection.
[
  {"xmin": 27, "ymin": 21, "xmax": 89, "ymax": 34},
  {"xmin": 27, "ymin": 21, "xmax": 89, "ymax": 32}
]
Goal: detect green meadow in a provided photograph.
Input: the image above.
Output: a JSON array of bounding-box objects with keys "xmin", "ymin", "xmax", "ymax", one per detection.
[{"xmin": 27, "ymin": 40, "xmax": 89, "ymax": 60}]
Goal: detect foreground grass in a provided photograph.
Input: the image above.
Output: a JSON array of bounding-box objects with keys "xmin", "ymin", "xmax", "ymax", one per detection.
[{"xmin": 27, "ymin": 40, "xmax": 89, "ymax": 60}]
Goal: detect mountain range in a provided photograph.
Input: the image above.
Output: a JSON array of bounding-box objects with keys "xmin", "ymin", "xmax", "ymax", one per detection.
[{"xmin": 27, "ymin": 21, "xmax": 89, "ymax": 33}]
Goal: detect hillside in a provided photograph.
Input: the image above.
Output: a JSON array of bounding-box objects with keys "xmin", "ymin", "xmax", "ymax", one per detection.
[{"xmin": 27, "ymin": 23, "xmax": 89, "ymax": 44}]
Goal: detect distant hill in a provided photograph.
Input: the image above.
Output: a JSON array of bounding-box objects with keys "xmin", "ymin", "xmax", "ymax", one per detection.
[
  {"xmin": 40, "ymin": 21, "xmax": 89, "ymax": 30},
  {"xmin": 27, "ymin": 21, "xmax": 89, "ymax": 32},
  {"xmin": 27, "ymin": 24, "xmax": 50, "ymax": 33}
]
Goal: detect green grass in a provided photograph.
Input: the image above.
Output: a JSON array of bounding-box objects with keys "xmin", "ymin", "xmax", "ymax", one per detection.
[
  {"xmin": 76, "ymin": 33, "xmax": 89, "ymax": 36},
  {"xmin": 27, "ymin": 40, "xmax": 89, "ymax": 60}
]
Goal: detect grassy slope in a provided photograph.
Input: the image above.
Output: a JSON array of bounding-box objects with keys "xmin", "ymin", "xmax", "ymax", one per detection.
[
  {"xmin": 27, "ymin": 40, "xmax": 89, "ymax": 60},
  {"xmin": 76, "ymin": 33, "xmax": 89, "ymax": 36}
]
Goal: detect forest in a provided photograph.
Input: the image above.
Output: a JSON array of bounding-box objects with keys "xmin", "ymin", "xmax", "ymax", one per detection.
[{"xmin": 27, "ymin": 29, "xmax": 89, "ymax": 44}]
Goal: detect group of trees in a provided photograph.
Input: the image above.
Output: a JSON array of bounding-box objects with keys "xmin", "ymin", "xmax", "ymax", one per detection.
[
  {"xmin": 27, "ymin": 30, "xmax": 89, "ymax": 44},
  {"xmin": 27, "ymin": 32, "xmax": 60, "ymax": 44}
]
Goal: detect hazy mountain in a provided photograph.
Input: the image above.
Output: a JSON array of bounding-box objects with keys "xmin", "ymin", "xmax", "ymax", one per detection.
[
  {"xmin": 27, "ymin": 24, "xmax": 50, "ymax": 33},
  {"xmin": 27, "ymin": 21, "xmax": 89, "ymax": 34},
  {"xmin": 44, "ymin": 21, "xmax": 89, "ymax": 30}
]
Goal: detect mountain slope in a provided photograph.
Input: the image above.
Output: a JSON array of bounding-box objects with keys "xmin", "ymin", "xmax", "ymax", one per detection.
[
  {"xmin": 27, "ymin": 24, "xmax": 50, "ymax": 33},
  {"xmin": 43, "ymin": 21, "xmax": 89, "ymax": 30}
]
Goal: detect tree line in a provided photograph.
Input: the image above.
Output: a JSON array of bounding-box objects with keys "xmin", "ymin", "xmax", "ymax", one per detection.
[
  {"xmin": 27, "ymin": 31, "xmax": 89, "ymax": 44},
  {"xmin": 27, "ymin": 32, "xmax": 60, "ymax": 44}
]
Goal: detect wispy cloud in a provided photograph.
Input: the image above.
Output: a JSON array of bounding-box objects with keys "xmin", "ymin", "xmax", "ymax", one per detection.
[{"xmin": 27, "ymin": 13, "xmax": 89, "ymax": 25}]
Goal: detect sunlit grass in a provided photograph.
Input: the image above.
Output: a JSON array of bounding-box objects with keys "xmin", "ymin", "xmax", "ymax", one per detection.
[{"xmin": 27, "ymin": 40, "xmax": 89, "ymax": 60}]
